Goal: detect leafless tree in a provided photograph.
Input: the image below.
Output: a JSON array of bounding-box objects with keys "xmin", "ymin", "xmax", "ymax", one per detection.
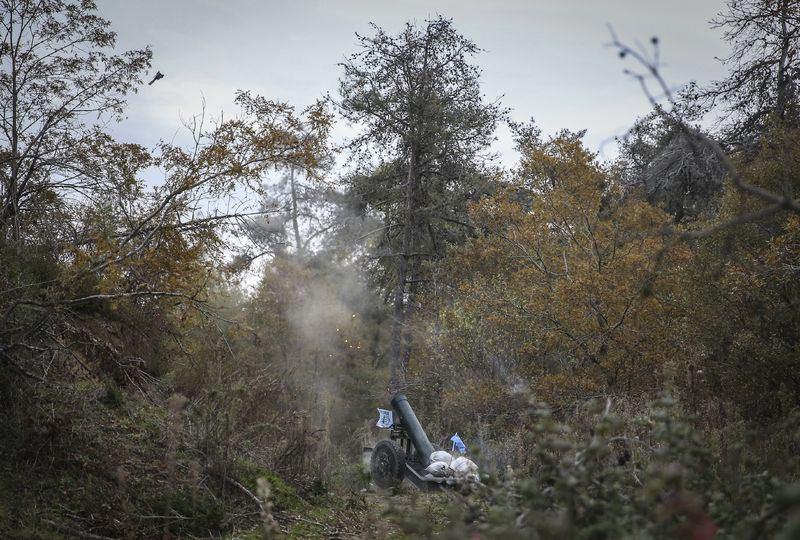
[
  {"xmin": 700, "ymin": 0, "xmax": 800, "ymax": 142},
  {"xmin": 608, "ymin": 25, "xmax": 800, "ymax": 239}
]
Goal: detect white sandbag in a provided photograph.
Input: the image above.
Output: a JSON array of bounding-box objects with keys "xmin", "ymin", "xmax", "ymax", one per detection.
[
  {"xmin": 429, "ymin": 450, "xmax": 453, "ymax": 465},
  {"xmin": 450, "ymin": 456, "xmax": 471, "ymax": 470},
  {"xmin": 451, "ymin": 456, "xmax": 478, "ymax": 477},
  {"xmin": 423, "ymin": 460, "xmax": 450, "ymax": 477}
]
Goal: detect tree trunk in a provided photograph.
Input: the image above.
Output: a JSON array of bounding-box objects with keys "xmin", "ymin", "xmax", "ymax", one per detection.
[
  {"xmin": 400, "ymin": 254, "xmax": 421, "ymax": 372},
  {"xmin": 776, "ymin": 0, "xmax": 791, "ymax": 121},
  {"xmin": 3, "ymin": 4, "xmax": 20, "ymax": 244},
  {"xmin": 389, "ymin": 146, "xmax": 419, "ymax": 392},
  {"xmin": 289, "ymin": 167, "xmax": 304, "ymax": 258}
]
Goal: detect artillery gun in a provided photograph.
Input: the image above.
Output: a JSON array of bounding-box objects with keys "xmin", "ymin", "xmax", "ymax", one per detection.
[{"xmin": 369, "ymin": 393, "xmax": 444, "ymax": 491}]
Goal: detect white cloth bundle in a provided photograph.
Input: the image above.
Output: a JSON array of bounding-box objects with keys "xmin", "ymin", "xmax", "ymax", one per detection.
[
  {"xmin": 429, "ymin": 450, "xmax": 454, "ymax": 465},
  {"xmin": 424, "ymin": 452, "xmax": 480, "ymax": 483},
  {"xmin": 423, "ymin": 460, "xmax": 450, "ymax": 477},
  {"xmin": 451, "ymin": 456, "xmax": 478, "ymax": 478}
]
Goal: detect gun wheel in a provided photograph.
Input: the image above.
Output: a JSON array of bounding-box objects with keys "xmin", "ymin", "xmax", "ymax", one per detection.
[{"xmin": 370, "ymin": 439, "xmax": 405, "ymax": 489}]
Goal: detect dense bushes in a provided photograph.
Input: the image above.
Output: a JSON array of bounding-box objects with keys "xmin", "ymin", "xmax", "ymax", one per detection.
[
  {"xmin": 391, "ymin": 397, "xmax": 800, "ymax": 539},
  {"xmin": 403, "ymin": 106, "xmax": 800, "ymax": 540}
]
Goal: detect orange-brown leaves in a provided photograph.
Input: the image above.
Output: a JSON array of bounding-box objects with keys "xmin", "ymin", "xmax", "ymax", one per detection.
[{"xmin": 428, "ymin": 130, "xmax": 677, "ymax": 407}]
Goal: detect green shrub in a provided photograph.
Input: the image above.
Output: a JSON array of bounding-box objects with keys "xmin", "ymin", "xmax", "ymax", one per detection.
[
  {"xmin": 425, "ymin": 396, "xmax": 800, "ymax": 539},
  {"xmin": 99, "ymin": 379, "xmax": 125, "ymax": 409},
  {"xmin": 149, "ymin": 486, "xmax": 227, "ymax": 536}
]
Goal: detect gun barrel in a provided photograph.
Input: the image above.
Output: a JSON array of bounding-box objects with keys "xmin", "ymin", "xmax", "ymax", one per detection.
[{"xmin": 391, "ymin": 393, "xmax": 434, "ymax": 465}]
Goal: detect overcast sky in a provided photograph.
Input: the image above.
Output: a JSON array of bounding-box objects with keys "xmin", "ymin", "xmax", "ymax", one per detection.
[{"xmin": 99, "ymin": 0, "xmax": 729, "ymax": 167}]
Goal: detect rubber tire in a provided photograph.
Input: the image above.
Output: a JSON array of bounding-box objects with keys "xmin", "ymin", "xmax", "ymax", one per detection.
[{"xmin": 370, "ymin": 440, "xmax": 406, "ymax": 489}]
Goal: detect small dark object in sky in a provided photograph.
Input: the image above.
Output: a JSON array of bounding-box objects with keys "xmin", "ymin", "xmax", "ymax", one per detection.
[
  {"xmin": 651, "ymin": 36, "xmax": 659, "ymax": 45},
  {"xmin": 148, "ymin": 71, "xmax": 164, "ymax": 86}
]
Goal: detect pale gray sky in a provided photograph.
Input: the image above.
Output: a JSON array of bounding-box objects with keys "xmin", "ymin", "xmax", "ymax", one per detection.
[{"xmin": 100, "ymin": 0, "xmax": 729, "ymax": 166}]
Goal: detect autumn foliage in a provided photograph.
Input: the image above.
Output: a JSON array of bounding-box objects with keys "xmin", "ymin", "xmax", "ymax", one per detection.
[{"xmin": 2, "ymin": 0, "xmax": 800, "ymax": 538}]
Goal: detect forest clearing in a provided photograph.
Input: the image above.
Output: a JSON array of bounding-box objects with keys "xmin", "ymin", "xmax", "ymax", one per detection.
[{"xmin": 1, "ymin": 0, "xmax": 800, "ymax": 538}]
